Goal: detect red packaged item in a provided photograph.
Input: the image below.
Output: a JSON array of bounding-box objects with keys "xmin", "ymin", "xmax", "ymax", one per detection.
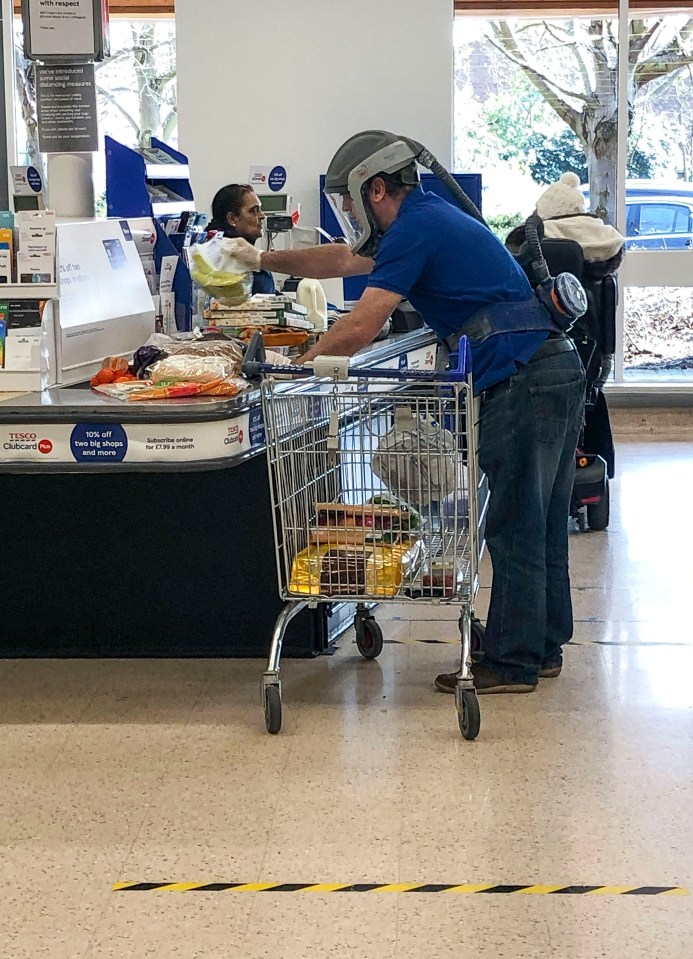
[{"xmin": 90, "ymin": 369, "xmax": 117, "ymax": 387}]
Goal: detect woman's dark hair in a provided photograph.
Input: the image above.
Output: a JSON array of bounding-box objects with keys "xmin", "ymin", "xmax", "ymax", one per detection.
[{"xmin": 209, "ymin": 184, "xmax": 254, "ymax": 232}]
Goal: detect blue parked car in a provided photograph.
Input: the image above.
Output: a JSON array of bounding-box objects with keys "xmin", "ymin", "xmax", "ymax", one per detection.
[
  {"xmin": 624, "ymin": 195, "xmax": 693, "ymax": 250},
  {"xmin": 580, "ymin": 181, "xmax": 693, "ymax": 250}
]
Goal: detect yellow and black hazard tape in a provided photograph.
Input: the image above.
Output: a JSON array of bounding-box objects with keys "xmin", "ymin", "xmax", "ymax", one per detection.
[
  {"xmin": 373, "ymin": 637, "xmax": 692, "ymax": 648},
  {"xmin": 113, "ymin": 882, "xmax": 689, "ymax": 896}
]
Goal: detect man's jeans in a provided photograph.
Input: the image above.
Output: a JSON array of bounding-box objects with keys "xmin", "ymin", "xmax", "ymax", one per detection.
[{"xmin": 478, "ymin": 348, "xmax": 586, "ymax": 684}]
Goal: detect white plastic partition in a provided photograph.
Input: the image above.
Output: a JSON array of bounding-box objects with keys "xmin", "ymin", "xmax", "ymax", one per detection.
[{"xmin": 56, "ymin": 219, "xmax": 155, "ymax": 384}]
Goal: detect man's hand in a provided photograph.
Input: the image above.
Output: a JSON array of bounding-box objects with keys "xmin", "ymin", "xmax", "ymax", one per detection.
[{"xmin": 222, "ymin": 237, "xmax": 262, "ymax": 272}]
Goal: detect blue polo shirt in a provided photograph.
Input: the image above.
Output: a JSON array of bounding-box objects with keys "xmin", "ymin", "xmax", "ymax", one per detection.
[{"xmin": 367, "ymin": 188, "xmax": 547, "ymax": 392}]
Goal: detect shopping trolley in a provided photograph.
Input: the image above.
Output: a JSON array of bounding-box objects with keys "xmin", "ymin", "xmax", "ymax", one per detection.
[{"xmin": 243, "ymin": 334, "xmax": 487, "ymax": 740}]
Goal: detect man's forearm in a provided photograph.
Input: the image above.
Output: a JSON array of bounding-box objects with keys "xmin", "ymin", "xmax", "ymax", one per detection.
[
  {"xmin": 300, "ymin": 287, "xmax": 401, "ymax": 364},
  {"xmin": 301, "ymin": 315, "xmax": 375, "ymax": 362},
  {"xmin": 260, "ymin": 244, "xmax": 372, "ymax": 279}
]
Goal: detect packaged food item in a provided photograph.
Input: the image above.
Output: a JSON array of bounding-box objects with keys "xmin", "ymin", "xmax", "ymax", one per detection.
[
  {"xmin": 128, "ymin": 381, "xmax": 209, "ymax": 401},
  {"xmin": 198, "ymin": 376, "xmax": 248, "ymax": 396},
  {"xmin": 127, "ymin": 376, "xmax": 247, "ymax": 402},
  {"xmin": 91, "ymin": 368, "xmax": 117, "ymax": 387},
  {"xmin": 101, "ymin": 355, "xmax": 130, "ymax": 372},
  {"xmin": 239, "ymin": 327, "xmax": 309, "ymax": 348},
  {"xmin": 92, "ymin": 379, "xmax": 160, "ymax": 400},
  {"xmin": 288, "ymin": 540, "xmax": 423, "ymax": 598},
  {"xmin": 314, "ymin": 502, "xmax": 420, "ymax": 534},
  {"xmin": 420, "ymin": 561, "xmax": 464, "ymax": 598},
  {"xmin": 167, "ymin": 337, "xmax": 245, "ymax": 366},
  {"xmin": 90, "ymin": 363, "xmax": 138, "ymax": 389},
  {"xmin": 149, "ymin": 354, "xmax": 238, "ymax": 385},
  {"xmin": 310, "ymin": 528, "xmax": 388, "ymax": 547},
  {"xmin": 189, "ymin": 236, "xmax": 253, "ymax": 305}
]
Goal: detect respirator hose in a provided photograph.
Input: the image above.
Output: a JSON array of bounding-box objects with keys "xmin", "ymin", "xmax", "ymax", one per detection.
[
  {"xmin": 523, "ymin": 213, "xmax": 551, "ymax": 284},
  {"xmin": 416, "ymin": 148, "xmax": 487, "ymax": 227}
]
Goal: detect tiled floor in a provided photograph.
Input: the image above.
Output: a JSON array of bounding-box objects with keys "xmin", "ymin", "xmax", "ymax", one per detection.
[{"xmin": 2, "ymin": 439, "xmax": 693, "ymax": 958}]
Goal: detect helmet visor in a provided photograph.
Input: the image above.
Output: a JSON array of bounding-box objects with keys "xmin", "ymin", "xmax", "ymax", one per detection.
[{"xmin": 325, "ymin": 190, "xmax": 369, "ymax": 251}]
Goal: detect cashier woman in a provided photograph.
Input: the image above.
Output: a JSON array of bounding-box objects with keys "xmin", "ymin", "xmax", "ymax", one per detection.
[{"xmin": 208, "ymin": 184, "xmax": 276, "ymax": 295}]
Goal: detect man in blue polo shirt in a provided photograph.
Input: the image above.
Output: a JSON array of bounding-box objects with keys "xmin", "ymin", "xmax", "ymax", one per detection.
[{"xmin": 228, "ymin": 130, "xmax": 586, "ymax": 695}]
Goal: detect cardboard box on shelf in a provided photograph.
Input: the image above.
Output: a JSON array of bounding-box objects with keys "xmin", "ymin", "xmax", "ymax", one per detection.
[
  {"xmin": 4, "ymin": 329, "xmax": 41, "ymax": 370},
  {"xmin": 17, "ymin": 210, "xmax": 56, "ymax": 254},
  {"xmin": 140, "ymin": 254, "xmax": 158, "ymax": 295},
  {"xmin": 16, "ymin": 252, "xmax": 54, "ymax": 284},
  {"xmin": 159, "ymin": 255, "xmax": 177, "ymax": 294},
  {"xmin": 0, "ymin": 247, "xmax": 12, "ymax": 284},
  {"xmin": 7, "ymin": 299, "xmax": 44, "ymax": 329},
  {"xmin": 0, "ymin": 216, "xmax": 16, "ymax": 284},
  {"xmin": 161, "ymin": 291, "xmax": 176, "ymax": 335}
]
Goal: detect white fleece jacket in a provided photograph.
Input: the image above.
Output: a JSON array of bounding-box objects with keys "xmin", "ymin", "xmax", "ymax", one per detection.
[{"xmin": 543, "ymin": 214, "xmax": 624, "ymax": 263}]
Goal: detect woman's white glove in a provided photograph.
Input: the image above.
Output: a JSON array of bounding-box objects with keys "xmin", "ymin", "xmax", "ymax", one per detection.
[{"xmin": 221, "ymin": 237, "xmax": 262, "ymax": 272}]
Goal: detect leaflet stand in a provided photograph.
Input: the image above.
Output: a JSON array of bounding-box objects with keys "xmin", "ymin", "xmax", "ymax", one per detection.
[{"xmin": 105, "ymin": 136, "xmax": 195, "ymax": 329}]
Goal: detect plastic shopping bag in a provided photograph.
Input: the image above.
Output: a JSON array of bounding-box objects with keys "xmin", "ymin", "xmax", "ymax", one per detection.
[
  {"xmin": 189, "ymin": 235, "xmax": 253, "ymax": 305},
  {"xmin": 370, "ymin": 407, "xmax": 464, "ymax": 507}
]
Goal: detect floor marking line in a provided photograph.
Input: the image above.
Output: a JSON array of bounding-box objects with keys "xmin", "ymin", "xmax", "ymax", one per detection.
[
  {"xmin": 515, "ymin": 885, "xmax": 567, "ymax": 894},
  {"xmin": 377, "ymin": 638, "xmax": 693, "ymax": 648},
  {"xmin": 112, "ymin": 882, "xmax": 691, "ymax": 896},
  {"xmin": 586, "ymin": 886, "xmax": 638, "ymax": 896},
  {"xmin": 442, "ymin": 884, "xmax": 495, "ymax": 894}
]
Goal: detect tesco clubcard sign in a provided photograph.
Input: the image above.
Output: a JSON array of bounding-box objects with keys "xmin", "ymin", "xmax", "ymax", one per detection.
[{"xmin": 249, "ymin": 165, "xmax": 289, "ymax": 193}]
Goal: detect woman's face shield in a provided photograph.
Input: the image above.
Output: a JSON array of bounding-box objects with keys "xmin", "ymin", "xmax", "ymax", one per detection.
[{"xmin": 325, "ymin": 189, "xmax": 371, "ymax": 252}]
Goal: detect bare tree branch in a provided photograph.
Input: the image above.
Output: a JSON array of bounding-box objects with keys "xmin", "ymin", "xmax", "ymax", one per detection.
[
  {"xmin": 488, "ymin": 21, "xmax": 588, "ymax": 128},
  {"xmin": 634, "ymin": 51, "xmax": 693, "ymax": 90},
  {"xmin": 96, "ymin": 86, "xmax": 139, "ymax": 135},
  {"xmin": 571, "ymin": 41, "xmax": 594, "ymax": 96},
  {"xmin": 628, "ymin": 18, "xmax": 664, "ymax": 64}
]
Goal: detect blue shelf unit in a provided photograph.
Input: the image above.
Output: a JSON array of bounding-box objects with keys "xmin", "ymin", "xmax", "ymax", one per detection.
[
  {"xmin": 105, "ymin": 136, "xmax": 195, "ymax": 330},
  {"xmin": 319, "ymin": 172, "xmax": 483, "ymax": 302}
]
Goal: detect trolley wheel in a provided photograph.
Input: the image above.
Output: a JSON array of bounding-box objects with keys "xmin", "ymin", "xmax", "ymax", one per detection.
[
  {"xmin": 264, "ymin": 685, "xmax": 282, "ymax": 735},
  {"xmin": 355, "ymin": 617, "xmax": 384, "ymax": 660},
  {"xmin": 587, "ymin": 479, "xmax": 610, "ymax": 531},
  {"xmin": 577, "ymin": 508, "xmax": 588, "ymax": 533},
  {"xmin": 457, "ymin": 688, "xmax": 481, "ymax": 740}
]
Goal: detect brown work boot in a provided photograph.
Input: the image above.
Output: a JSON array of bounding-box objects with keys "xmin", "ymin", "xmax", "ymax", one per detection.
[
  {"xmin": 435, "ymin": 663, "xmax": 537, "ymax": 695},
  {"xmin": 538, "ymin": 659, "xmax": 562, "ymax": 679}
]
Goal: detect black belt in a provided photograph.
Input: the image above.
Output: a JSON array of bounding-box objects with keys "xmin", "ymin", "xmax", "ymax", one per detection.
[
  {"xmin": 530, "ymin": 332, "xmax": 576, "ymax": 362},
  {"xmin": 482, "ymin": 334, "xmax": 576, "ymax": 401}
]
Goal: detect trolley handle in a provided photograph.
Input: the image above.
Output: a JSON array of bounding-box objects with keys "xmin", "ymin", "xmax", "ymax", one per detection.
[{"xmin": 242, "ymin": 332, "xmax": 471, "ymax": 383}]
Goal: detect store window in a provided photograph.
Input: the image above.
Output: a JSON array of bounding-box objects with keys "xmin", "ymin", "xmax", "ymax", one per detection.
[
  {"xmin": 623, "ymin": 14, "xmax": 693, "ymax": 382},
  {"xmin": 453, "ymin": 16, "xmax": 622, "ymax": 238},
  {"xmin": 453, "ymin": 9, "xmax": 693, "ymax": 385},
  {"xmin": 13, "ymin": 16, "xmax": 177, "ymax": 214}
]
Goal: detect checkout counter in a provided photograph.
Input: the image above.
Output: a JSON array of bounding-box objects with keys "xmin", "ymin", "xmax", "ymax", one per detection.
[{"xmin": 0, "ymin": 328, "xmax": 437, "ymax": 658}]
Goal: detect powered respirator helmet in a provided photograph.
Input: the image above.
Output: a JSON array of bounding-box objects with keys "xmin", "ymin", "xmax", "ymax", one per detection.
[{"xmin": 324, "ymin": 130, "xmax": 424, "ymax": 257}]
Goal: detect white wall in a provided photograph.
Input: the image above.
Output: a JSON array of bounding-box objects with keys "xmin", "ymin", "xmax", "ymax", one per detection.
[{"xmin": 176, "ymin": 0, "xmax": 454, "ymax": 232}]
